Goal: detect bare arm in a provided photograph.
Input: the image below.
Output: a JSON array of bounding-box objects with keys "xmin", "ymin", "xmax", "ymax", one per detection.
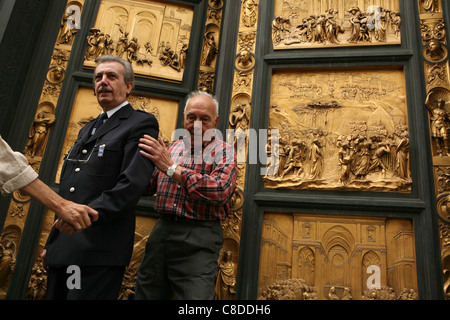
[{"xmin": 20, "ymin": 178, "xmax": 98, "ymax": 232}]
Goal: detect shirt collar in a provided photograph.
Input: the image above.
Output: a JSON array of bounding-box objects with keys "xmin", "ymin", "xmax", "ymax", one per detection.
[{"xmin": 104, "ymin": 101, "xmax": 129, "ymax": 118}]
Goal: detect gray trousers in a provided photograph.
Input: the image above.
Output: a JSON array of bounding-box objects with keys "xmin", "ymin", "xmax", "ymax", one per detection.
[{"xmin": 134, "ymin": 216, "xmax": 223, "ymax": 300}]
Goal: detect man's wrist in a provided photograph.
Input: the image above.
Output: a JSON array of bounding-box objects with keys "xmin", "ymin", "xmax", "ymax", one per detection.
[{"xmin": 165, "ymin": 163, "xmax": 177, "ymax": 178}]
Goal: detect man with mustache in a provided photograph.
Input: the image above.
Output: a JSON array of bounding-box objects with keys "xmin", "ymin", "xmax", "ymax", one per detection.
[{"xmin": 42, "ymin": 55, "xmax": 159, "ymax": 300}]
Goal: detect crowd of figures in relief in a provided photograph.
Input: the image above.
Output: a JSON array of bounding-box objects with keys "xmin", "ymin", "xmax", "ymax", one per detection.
[{"xmin": 272, "ymin": 5, "xmax": 401, "ymax": 48}]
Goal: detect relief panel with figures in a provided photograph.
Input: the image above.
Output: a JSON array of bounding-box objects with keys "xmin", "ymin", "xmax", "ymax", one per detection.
[
  {"xmin": 264, "ymin": 66, "xmax": 411, "ymax": 192},
  {"xmin": 272, "ymin": 0, "xmax": 401, "ymax": 49},
  {"xmin": 83, "ymin": 0, "xmax": 194, "ymax": 82}
]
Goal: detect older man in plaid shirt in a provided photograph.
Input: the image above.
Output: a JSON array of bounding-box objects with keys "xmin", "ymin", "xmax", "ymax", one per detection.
[{"xmin": 135, "ymin": 90, "xmax": 238, "ymax": 300}]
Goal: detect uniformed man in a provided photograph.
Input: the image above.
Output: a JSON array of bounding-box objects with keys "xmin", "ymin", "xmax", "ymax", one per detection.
[{"xmin": 42, "ymin": 55, "xmax": 159, "ymax": 300}]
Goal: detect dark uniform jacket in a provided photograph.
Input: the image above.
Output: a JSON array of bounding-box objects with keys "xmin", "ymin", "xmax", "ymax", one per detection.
[{"xmin": 45, "ymin": 104, "xmax": 159, "ymax": 267}]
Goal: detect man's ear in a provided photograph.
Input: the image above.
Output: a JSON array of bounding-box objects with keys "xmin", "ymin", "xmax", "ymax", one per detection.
[
  {"xmin": 126, "ymin": 82, "xmax": 134, "ymax": 96},
  {"xmin": 215, "ymin": 115, "xmax": 220, "ymax": 127}
]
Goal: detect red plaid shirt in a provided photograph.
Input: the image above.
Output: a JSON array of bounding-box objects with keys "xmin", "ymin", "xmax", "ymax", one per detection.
[{"xmin": 148, "ymin": 137, "xmax": 238, "ymax": 221}]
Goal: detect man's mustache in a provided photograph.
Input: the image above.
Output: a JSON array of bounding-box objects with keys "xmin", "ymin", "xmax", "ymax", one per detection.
[{"xmin": 97, "ymin": 86, "xmax": 112, "ymax": 93}]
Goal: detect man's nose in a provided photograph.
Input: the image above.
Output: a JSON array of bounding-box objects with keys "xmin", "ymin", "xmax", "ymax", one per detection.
[
  {"xmin": 100, "ymin": 75, "xmax": 108, "ymax": 84},
  {"xmin": 98, "ymin": 74, "xmax": 110, "ymax": 85},
  {"xmin": 194, "ymin": 120, "xmax": 203, "ymax": 131}
]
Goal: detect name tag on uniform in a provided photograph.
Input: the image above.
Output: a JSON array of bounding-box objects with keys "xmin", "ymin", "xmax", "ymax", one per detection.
[{"xmin": 98, "ymin": 144, "xmax": 106, "ymax": 158}]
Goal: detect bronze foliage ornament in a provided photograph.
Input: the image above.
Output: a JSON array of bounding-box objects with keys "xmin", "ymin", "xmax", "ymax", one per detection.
[
  {"xmin": 417, "ymin": 0, "xmax": 450, "ymax": 300},
  {"xmin": 198, "ymin": 0, "xmax": 225, "ymax": 92},
  {"xmin": 213, "ymin": 0, "xmax": 260, "ymax": 301}
]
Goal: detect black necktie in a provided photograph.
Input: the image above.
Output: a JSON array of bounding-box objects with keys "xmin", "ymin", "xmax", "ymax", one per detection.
[{"xmin": 91, "ymin": 113, "xmax": 108, "ymax": 135}]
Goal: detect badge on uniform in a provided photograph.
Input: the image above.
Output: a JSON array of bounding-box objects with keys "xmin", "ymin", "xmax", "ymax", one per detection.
[{"xmin": 98, "ymin": 144, "xmax": 106, "ymax": 158}]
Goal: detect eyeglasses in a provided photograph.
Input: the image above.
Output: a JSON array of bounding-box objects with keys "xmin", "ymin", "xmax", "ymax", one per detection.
[{"xmin": 64, "ymin": 138, "xmax": 99, "ymax": 164}]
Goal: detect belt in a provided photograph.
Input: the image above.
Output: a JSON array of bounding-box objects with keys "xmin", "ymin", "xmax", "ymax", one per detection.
[{"xmin": 159, "ymin": 214, "xmax": 218, "ymax": 228}]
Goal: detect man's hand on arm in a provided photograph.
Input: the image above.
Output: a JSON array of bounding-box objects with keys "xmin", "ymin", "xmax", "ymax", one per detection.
[
  {"xmin": 20, "ymin": 178, "xmax": 98, "ymax": 233},
  {"xmin": 52, "ymin": 219, "xmax": 77, "ymax": 236},
  {"xmin": 56, "ymin": 198, "xmax": 98, "ymax": 232},
  {"xmin": 139, "ymin": 135, "xmax": 182, "ymax": 183}
]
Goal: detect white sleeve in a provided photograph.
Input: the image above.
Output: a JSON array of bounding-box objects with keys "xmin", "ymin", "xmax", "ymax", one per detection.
[{"xmin": 0, "ymin": 136, "xmax": 38, "ymax": 196}]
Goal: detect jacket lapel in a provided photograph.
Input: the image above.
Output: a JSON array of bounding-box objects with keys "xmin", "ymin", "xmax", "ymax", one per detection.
[
  {"xmin": 76, "ymin": 120, "xmax": 95, "ymax": 147},
  {"xmin": 86, "ymin": 104, "xmax": 133, "ymax": 143}
]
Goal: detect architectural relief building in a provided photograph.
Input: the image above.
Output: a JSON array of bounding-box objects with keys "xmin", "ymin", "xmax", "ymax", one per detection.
[{"xmin": 0, "ymin": 0, "xmax": 448, "ymax": 302}]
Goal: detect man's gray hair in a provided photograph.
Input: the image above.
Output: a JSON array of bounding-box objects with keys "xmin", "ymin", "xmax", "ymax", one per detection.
[
  {"xmin": 95, "ymin": 55, "xmax": 134, "ymax": 85},
  {"xmin": 184, "ymin": 90, "xmax": 219, "ymax": 116}
]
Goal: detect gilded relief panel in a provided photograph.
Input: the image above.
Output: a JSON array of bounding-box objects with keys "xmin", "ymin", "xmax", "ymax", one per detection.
[
  {"xmin": 258, "ymin": 213, "xmax": 418, "ymax": 300},
  {"xmin": 272, "ymin": 0, "xmax": 401, "ymax": 49},
  {"xmin": 83, "ymin": 0, "xmax": 194, "ymax": 82},
  {"xmin": 264, "ymin": 66, "xmax": 411, "ymax": 192}
]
